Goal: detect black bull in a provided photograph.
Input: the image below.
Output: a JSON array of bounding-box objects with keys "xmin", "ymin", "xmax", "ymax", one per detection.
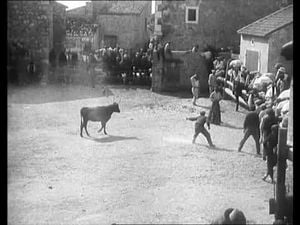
[{"xmin": 80, "ymin": 103, "xmax": 120, "ymax": 137}]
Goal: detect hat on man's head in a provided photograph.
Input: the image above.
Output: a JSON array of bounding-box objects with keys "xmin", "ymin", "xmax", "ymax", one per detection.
[
  {"xmin": 275, "ymin": 63, "xmax": 283, "ymax": 70},
  {"xmin": 278, "ymin": 67, "xmax": 286, "ymax": 73},
  {"xmin": 266, "ymin": 108, "xmax": 275, "ymax": 117},
  {"xmin": 200, "ymin": 111, "xmax": 206, "ymax": 116}
]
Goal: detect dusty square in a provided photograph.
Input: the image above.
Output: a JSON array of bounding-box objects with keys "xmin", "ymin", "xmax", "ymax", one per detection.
[{"xmin": 7, "ymin": 84, "xmax": 291, "ymax": 225}]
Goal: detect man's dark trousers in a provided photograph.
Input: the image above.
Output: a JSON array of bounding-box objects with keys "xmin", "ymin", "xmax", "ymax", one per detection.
[
  {"xmin": 193, "ymin": 126, "xmax": 213, "ymax": 146},
  {"xmin": 238, "ymin": 128, "xmax": 260, "ymax": 154}
]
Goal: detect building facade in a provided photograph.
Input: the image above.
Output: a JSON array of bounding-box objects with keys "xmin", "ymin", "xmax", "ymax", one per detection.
[
  {"xmin": 154, "ymin": 0, "xmax": 289, "ymax": 51},
  {"xmin": 65, "ymin": 1, "xmax": 151, "ymax": 52},
  {"xmin": 238, "ymin": 5, "xmax": 293, "ymax": 74},
  {"xmin": 151, "ymin": 0, "xmax": 291, "ymax": 93},
  {"xmin": 7, "ymin": 0, "xmax": 67, "ymax": 83},
  {"xmin": 94, "ymin": 1, "xmax": 151, "ymax": 50}
]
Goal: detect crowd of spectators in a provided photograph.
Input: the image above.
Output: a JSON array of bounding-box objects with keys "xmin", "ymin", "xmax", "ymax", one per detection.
[
  {"xmin": 94, "ymin": 43, "xmax": 154, "ymax": 85},
  {"xmin": 66, "ymin": 18, "xmax": 98, "ymax": 37},
  {"xmin": 207, "ymin": 55, "xmax": 291, "ymax": 114}
]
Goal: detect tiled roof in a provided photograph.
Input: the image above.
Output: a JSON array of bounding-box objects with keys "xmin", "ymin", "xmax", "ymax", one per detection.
[
  {"xmin": 107, "ymin": 1, "xmax": 146, "ymax": 14},
  {"xmin": 237, "ymin": 4, "xmax": 293, "ymax": 37},
  {"xmin": 53, "ymin": 1, "xmax": 68, "ymax": 8}
]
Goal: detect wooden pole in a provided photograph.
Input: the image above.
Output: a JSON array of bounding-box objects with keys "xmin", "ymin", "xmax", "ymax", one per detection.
[{"xmin": 275, "ymin": 127, "xmax": 288, "ymax": 221}]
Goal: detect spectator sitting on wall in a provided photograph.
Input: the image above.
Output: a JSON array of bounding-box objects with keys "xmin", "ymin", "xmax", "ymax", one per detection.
[{"xmin": 276, "ymin": 67, "xmax": 290, "ymax": 96}]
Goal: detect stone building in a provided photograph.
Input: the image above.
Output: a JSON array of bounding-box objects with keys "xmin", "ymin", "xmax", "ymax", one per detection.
[
  {"xmin": 154, "ymin": 0, "xmax": 291, "ymax": 51},
  {"xmin": 7, "ymin": 0, "xmax": 67, "ymax": 84},
  {"xmin": 151, "ymin": 0, "xmax": 291, "ymax": 93},
  {"xmin": 66, "ymin": 2, "xmax": 93, "ymax": 19},
  {"xmin": 53, "ymin": 1, "xmax": 67, "ymax": 53},
  {"xmin": 65, "ymin": 4, "xmax": 97, "ymax": 55},
  {"xmin": 94, "ymin": 1, "xmax": 151, "ymax": 49},
  {"xmin": 65, "ymin": 1, "xmax": 151, "ymax": 53},
  {"xmin": 237, "ymin": 4, "xmax": 293, "ymax": 75}
]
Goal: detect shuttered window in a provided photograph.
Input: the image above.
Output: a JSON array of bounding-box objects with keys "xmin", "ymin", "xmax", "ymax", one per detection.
[{"xmin": 185, "ymin": 6, "xmax": 199, "ymax": 24}]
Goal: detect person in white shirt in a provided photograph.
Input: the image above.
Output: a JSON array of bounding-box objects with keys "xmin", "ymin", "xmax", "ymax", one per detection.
[{"xmin": 190, "ymin": 74, "xmax": 200, "ymax": 105}]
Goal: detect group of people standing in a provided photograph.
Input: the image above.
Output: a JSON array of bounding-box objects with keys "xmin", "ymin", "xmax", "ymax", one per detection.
[
  {"xmin": 190, "ymin": 55, "xmax": 226, "ymax": 126},
  {"xmin": 189, "ymin": 51, "xmax": 290, "ymax": 184},
  {"xmin": 238, "ymin": 103, "xmax": 283, "ymax": 183},
  {"xmin": 98, "ymin": 45, "xmax": 153, "ymax": 85}
]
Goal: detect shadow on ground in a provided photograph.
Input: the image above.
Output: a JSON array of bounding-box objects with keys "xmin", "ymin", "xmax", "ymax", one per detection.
[
  {"xmin": 195, "ymin": 143, "xmax": 234, "ymax": 152},
  {"xmin": 84, "ymin": 135, "xmax": 139, "ymax": 143},
  {"xmin": 220, "ymin": 122, "xmax": 243, "ymax": 130},
  {"xmin": 156, "ymin": 90, "xmax": 210, "ymax": 99},
  {"xmin": 238, "ymin": 151, "xmax": 263, "ymax": 158}
]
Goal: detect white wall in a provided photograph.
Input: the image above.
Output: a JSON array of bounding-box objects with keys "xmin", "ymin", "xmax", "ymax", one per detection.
[{"xmin": 239, "ymin": 34, "xmax": 269, "ymax": 73}]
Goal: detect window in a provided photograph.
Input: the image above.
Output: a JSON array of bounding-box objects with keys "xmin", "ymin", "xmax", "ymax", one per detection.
[{"xmin": 185, "ymin": 6, "xmax": 199, "ymax": 24}]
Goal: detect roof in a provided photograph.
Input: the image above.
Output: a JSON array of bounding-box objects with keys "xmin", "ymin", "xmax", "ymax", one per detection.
[
  {"xmin": 67, "ymin": 5, "xmax": 86, "ymax": 13},
  {"xmin": 237, "ymin": 4, "xmax": 293, "ymax": 37},
  {"xmin": 106, "ymin": 1, "xmax": 146, "ymax": 15},
  {"xmin": 53, "ymin": 1, "xmax": 68, "ymax": 9}
]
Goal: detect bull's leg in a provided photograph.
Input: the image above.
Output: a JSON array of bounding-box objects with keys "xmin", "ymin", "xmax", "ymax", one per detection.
[
  {"xmin": 84, "ymin": 120, "xmax": 90, "ymax": 136},
  {"xmin": 98, "ymin": 123, "xmax": 104, "ymax": 133},
  {"xmin": 80, "ymin": 123, "xmax": 83, "ymax": 137},
  {"xmin": 103, "ymin": 123, "xmax": 108, "ymax": 135},
  {"xmin": 80, "ymin": 115, "xmax": 84, "ymax": 137}
]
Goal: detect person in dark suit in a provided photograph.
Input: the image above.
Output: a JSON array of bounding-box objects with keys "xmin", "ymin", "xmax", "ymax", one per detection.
[
  {"xmin": 238, "ymin": 110, "xmax": 261, "ymax": 155},
  {"xmin": 262, "ymin": 124, "xmax": 279, "ymax": 183}
]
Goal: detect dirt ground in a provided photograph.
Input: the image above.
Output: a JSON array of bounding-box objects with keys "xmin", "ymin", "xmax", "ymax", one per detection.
[{"xmin": 7, "ymin": 83, "xmax": 293, "ymax": 225}]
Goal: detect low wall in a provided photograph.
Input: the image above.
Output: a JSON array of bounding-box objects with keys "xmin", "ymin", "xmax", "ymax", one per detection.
[{"xmin": 151, "ymin": 51, "xmax": 209, "ymax": 94}]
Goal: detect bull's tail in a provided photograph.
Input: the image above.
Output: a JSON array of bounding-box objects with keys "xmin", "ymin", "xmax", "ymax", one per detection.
[{"xmin": 80, "ymin": 108, "xmax": 84, "ymax": 137}]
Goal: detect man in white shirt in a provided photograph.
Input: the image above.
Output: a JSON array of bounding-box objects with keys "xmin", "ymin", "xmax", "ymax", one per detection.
[{"xmin": 190, "ymin": 74, "xmax": 200, "ymax": 105}]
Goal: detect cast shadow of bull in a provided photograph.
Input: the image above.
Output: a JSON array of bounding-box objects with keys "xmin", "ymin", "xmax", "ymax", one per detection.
[{"xmin": 84, "ymin": 135, "xmax": 139, "ymax": 143}]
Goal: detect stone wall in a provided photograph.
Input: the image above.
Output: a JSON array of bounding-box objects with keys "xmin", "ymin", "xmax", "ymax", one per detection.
[
  {"xmin": 92, "ymin": 1, "xmax": 114, "ymax": 18},
  {"xmin": 8, "ymin": 1, "xmax": 52, "ymax": 60},
  {"xmin": 7, "ymin": 1, "xmax": 67, "ymax": 84},
  {"xmin": 268, "ymin": 24, "xmax": 293, "ymax": 75},
  {"xmin": 53, "ymin": 2, "xmax": 67, "ymax": 53},
  {"xmin": 7, "ymin": 1, "xmax": 53, "ymax": 83},
  {"xmin": 97, "ymin": 13, "xmax": 149, "ymax": 50},
  {"xmin": 94, "ymin": 1, "xmax": 151, "ymax": 50},
  {"xmin": 159, "ymin": 0, "xmax": 283, "ymax": 51},
  {"xmin": 152, "ymin": 51, "xmax": 208, "ymax": 93}
]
